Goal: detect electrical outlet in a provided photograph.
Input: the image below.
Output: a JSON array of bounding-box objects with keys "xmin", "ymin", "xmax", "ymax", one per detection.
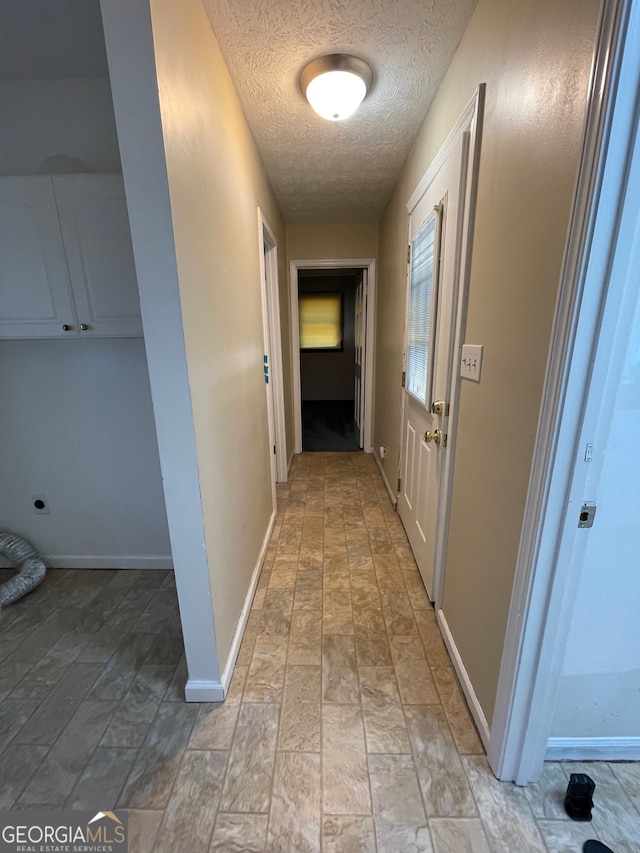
[
  {"xmin": 460, "ymin": 344, "xmax": 483, "ymax": 382},
  {"xmin": 32, "ymin": 495, "xmax": 49, "ymax": 514}
]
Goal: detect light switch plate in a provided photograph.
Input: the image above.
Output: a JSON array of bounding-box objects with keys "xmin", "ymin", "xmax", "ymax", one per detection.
[{"xmin": 460, "ymin": 344, "xmax": 483, "ymax": 381}]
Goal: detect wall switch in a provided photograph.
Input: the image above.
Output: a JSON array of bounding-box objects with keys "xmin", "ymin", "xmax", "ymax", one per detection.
[{"xmin": 460, "ymin": 345, "xmax": 483, "ymax": 382}]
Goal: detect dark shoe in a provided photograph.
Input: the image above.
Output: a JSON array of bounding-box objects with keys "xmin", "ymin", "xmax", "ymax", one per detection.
[
  {"xmin": 565, "ymin": 772, "xmax": 595, "ymax": 821},
  {"xmin": 583, "ymin": 841, "xmax": 614, "ymax": 853}
]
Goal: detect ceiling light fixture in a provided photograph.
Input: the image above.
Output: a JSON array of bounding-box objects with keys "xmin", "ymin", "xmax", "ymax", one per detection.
[{"xmin": 299, "ymin": 54, "xmax": 374, "ymax": 122}]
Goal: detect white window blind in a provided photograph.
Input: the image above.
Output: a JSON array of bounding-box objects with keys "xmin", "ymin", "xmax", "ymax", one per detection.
[{"xmin": 406, "ymin": 210, "xmax": 439, "ymax": 404}]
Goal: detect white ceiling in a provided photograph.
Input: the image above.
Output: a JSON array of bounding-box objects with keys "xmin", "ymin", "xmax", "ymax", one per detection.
[
  {"xmin": 0, "ymin": 1, "xmax": 108, "ymax": 81},
  {"xmin": 202, "ymin": 0, "xmax": 478, "ymax": 223},
  {"xmin": 0, "ymin": 0, "xmax": 478, "ymax": 224}
]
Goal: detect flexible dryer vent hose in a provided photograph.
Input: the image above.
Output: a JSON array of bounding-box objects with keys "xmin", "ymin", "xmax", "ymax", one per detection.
[{"xmin": 0, "ymin": 532, "xmax": 47, "ymax": 606}]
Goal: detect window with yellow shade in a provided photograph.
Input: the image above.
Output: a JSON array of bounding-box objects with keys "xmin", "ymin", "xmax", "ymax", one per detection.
[{"xmin": 299, "ymin": 292, "xmax": 343, "ymax": 351}]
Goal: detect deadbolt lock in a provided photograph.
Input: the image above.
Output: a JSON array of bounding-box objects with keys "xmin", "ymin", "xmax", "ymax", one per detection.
[{"xmin": 431, "ymin": 400, "xmax": 449, "ymax": 416}]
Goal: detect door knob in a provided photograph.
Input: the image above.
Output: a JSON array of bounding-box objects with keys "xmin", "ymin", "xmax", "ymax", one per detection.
[
  {"xmin": 424, "ymin": 429, "xmax": 447, "ymax": 447},
  {"xmin": 62, "ymin": 324, "xmax": 73, "ymax": 331},
  {"xmin": 424, "ymin": 430, "xmax": 441, "ymax": 445},
  {"xmin": 79, "ymin": 324, "xmax": 89, "ymax": 331}
]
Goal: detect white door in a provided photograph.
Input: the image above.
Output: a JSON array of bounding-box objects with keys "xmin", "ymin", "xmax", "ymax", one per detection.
[
  {"xmin": 354, "ymin": 270, "xmax": 367, "ymax": 448},
  {"xmin": 0, "ymin": 176, "xmax": 76, "ymax": 338},
  {"xmin": 53, "ymin": 175, "xmax": 143, "ymax": 337},
  {"xmin": 399, "ymin": 130, "xmax": 468, "ymax": 598}
]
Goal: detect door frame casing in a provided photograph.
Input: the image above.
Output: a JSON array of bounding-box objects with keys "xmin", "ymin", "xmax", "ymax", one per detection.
[
  {"xmin": 258, "ymin": 209, "xmax": 288, "ymax": 485},
  {"xmin": 488, "ymin": 0, "xmax": 636, "ymax": 783},
  {"xmin": 289, "ymin": 258, "xmax": 376, "ymax": 454},
  {"xmin": 400, "ymin": 85, "xmax": 485, "ymax": 609}
]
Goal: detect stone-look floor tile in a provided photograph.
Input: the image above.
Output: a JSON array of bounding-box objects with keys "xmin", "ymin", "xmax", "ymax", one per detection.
[
  {"xmin": 0, "ymin": 698, "xmax": 40, "ymax": 748},
  {"xmin": 270, "ymin": 557, "xmax": 298, "ymax": 588},
  {"xmin": 210, "ymin": 814, "xmax": 269, "ymax": 852},
  {"xmin": 288, "ymin": 608, "xmax": 322, "ymax": 665},
  {"xmin": 163, "ymin": 656, "xmax": 188, "ymax": 701},
  {"xmin": 429, "ymin": 817, "xmax": 491, "ymax": 853},
  {"xmin": 405, "ymin": 705, "xmax": 476, "ymax": 817},
  {"xmin": 226, "ymin": 665, "xmax": 248, "ymax": 702},
  {"xmin": 537, "ymin": 819, "xmax": 600, "ymax": 853},
  {"xmin": 101, "ymin": 665, "xmax": 175, "ymax": 748},
  {"xmin": 355, "ymin": 631, "xmax": 393, "ymax": 666},
  {"xmin": 268, "ymin": 752, "xmax": 321, "ymax": 853},
  {"xmin": 261, "ymin": 589, "xmax": 294, "ymax": 635},
  {"xmin": 322, "ymin": 816, "xmax": 376, "ymax": 853},
  {"xmin": 18, "ymin": 700, "xmax": 117, "ymax": 807},
  {"xmin": 610, "ymin": 762, "xmax": 640, "ymax": 813},
  {"xmin": 567, "ymin": 762, "xmax": 640, "ymax": 853},
  {"xmin": 350, "ymin": 571, "xmax": 381, "ymax": 606},
  {"xmin": 189, "ymin": 701, "xmax": 240, "ymax": 750},
  {"xmin": 155, "ymin": 750, "xmax": 227, "ymax": 853},
  {"xmin": 278, "ymin": 665, "xmax": 321, "ymax": 751},
  {"xmin": 89, "ymin": 634, "xmax": 157, "ymax": 701},
  {"xmin": 323, "ymin": 565, "xmax": 351, "ymax": 589},
  {"xmin": 14, "ymin": 664, "xmax": 103, "ymax": 745},
  {"xmin": 431, "ymin": 667, "xmax": 483, "ymax": 755},
  {"xmin": 322, "ymin": 635, "xmax": 359, "ymax": 703},
  {"xmin": 349, "ymin": 555, "xmax": 375, "ymax": 572},
  {"xmin": 359, "ymin": 666, "xmax": 410, "ymax": 754},
  {"xmin": 373, "ymin": 555, "xmax": 405, "ymax": 590},
  {"xmin": 236, "ymin": 615, "xmax": 260, "ymax": 666},
  {"xmin": 323, "ymin": 581, "xmax": 354, "ymax": 626},
  {"xmin": 243, "ymin": 634, "xmax": 288, "ymax": 702},
  {"xmin": 67, "ymin": 746, "xmax": 137, "ymax": 809},
  {"xmin": 390, "ymin": 637, "xmax": 439, "ymax": 704},
  {"xmin": 403, "ymin": 571, "xmax": 431, "ymax": 609},
  {"xmin": 143, "ymin": 631, "xmax": 184, "ymax": 666},
  {"xmin": 416, "ymin": 612, "xmax": 451, "ymax": 667},
  {"xmin": 0, "ymin": 743, "xmax": 48, "ymax": 808},
  {"xmin": 128, "ymin": 810, "xmax": 164, "ymax": 853},
  {"xmin": 352, "ymin": 601, "xmax": 386, "ymax": 633},
  {"xmin": 322, "ymin": 704, "xmax": 371, "ymax": 815},
  {"xmin": 118, "ymin": 703, "xmax": 198, "ymax": 809},
  {"xmin": 522, "ymin": 761, "xmax": 570, "ymax": 819},
  {"xmin": 462, "ymin": 755, "xmax": 546, "ymax": 853},
  {"xmin": 368, "ymin": 753, "xmax": 432, "ymax": 853},
  {"xmin": 220, "ymin": 702, "xmax": 279, "ymax": 813},
  {"xmin": 381, "ymin": 590, "xmax": 418, "ymax": 635}
]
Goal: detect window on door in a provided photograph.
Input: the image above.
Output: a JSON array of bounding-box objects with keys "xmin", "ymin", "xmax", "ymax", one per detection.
[{"xmin": 406, "ymin": 211, "xmax": 439, "ymax": 404}]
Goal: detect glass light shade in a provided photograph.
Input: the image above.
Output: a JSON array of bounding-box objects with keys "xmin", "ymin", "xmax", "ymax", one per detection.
[{"xmin": 304, "ymin": 69, "xmax": 367, "ymax": 121}]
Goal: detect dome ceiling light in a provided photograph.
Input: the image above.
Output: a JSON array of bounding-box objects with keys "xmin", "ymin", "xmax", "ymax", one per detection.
[{"xmin": 299, "ymin": 54, "xmax": 374, "ymax": 122}]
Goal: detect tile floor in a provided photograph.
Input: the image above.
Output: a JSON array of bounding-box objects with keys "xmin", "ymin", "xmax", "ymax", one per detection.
[{"xmin": 1, "ymin": 451, "xmax": 639, "ymax": 852}]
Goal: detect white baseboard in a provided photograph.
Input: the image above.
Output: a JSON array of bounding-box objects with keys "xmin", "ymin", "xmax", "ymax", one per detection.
[
  {"xmin": 437, "ymin": 608, "xmax": 491, "ymax": 749},
  {"xmin": 373, "ymin": 450, "xmax": 398, "ymax": 508},
  {"xmin": 184, "ymin": 679, "xmax": 225, "ymax": 702},
  {"xmin": 38, "ymin": 555, "xmax": 174, "ymax": 570},
  {"xmin": 217, "ymin": 510, "xmax": 276, "ymax": 698},
  {"xmin": 546, "ymin": 737, "xmax": 640, "ymax": 761}
]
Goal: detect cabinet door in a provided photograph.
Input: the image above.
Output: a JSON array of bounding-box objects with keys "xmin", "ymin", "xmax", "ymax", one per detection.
[
  {"xmin": 53, "ymin": 175, "xmax": 143, "ymax": 337},
  {"xmin": 0, "ymin": 177, "xmax": 77, "ymax": 338}
]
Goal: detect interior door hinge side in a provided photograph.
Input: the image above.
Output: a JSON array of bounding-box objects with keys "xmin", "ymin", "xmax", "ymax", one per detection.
[
  {"xmin": 397, "ymin": 478, "xmax": 401, "ymax": 492},
  {"xmin": 401, "ymin": 371, "xmax": 406, "ymax": 388},
  {"xmin": 407, "ymin": 244, "xmax": 411, "ymax": 264}
]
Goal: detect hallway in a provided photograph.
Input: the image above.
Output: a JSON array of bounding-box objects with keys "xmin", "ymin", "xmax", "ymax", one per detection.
[{"xmin": 2, "ymin": 453, "xmax": 639, "ymax": 851}]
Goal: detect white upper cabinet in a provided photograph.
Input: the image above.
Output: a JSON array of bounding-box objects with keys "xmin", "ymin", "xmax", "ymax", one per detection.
[
  {"xmin": 0, "ymin": 174, "xmax": 142, "ymax": 339},
  {"xmin": 53, "ymin": 175, "xmax": 142, "ymax": 338},
  {"xmin": 0, "ymin": 176, "xmax": 76, "ymax": 338}
]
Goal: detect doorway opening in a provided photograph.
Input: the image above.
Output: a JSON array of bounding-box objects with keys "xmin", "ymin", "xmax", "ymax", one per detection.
[{"xmin": 290, "ymin": 258, "xmax": 376, "ymax": 454}]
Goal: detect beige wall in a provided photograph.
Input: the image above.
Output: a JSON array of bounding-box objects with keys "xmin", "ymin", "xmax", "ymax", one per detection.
[
  {"xmin": 286, "ymin": 223, "xmax": 378, "ymax": 262},
  {"xmin": 375, "ymin": 0, "xmax": 600, "ymax": 722},
  {"xmin": 149, "ymin": 0, "xmax": 287, "ymax": 668}
]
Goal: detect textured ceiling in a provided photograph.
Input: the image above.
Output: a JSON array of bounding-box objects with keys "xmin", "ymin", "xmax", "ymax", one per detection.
[
  {"xmin": 0, "ymin": 0, "xmax": 108, "ymax": 81},
  {"xmin": 202, "ymin": 0, "xmax": 478, "ymax": 223}
]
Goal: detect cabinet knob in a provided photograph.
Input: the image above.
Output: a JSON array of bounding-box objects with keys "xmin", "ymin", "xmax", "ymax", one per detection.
[
  {"xmin": 79, "ymin": 324, "xmax": 89, "ymax": 331},
  {"xmin": 62, "ymin": 324, "xmax": 73, "ymax": 331}
]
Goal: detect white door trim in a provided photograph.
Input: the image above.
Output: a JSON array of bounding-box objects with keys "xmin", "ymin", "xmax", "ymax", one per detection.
[
  {"xmin": 289, "ymin": 258, "xmax": 376, "ymax": 454},
  {"xmin": 258, "ymin": 209, "xmax": 288, "ymax": 484},
  {"xmin": 401, "ymin": 85, "xmax": 485, "ymax": 608},
  {"xmin": 488, "ymin": 0, "xmax": 637, "ymax": 784}
]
